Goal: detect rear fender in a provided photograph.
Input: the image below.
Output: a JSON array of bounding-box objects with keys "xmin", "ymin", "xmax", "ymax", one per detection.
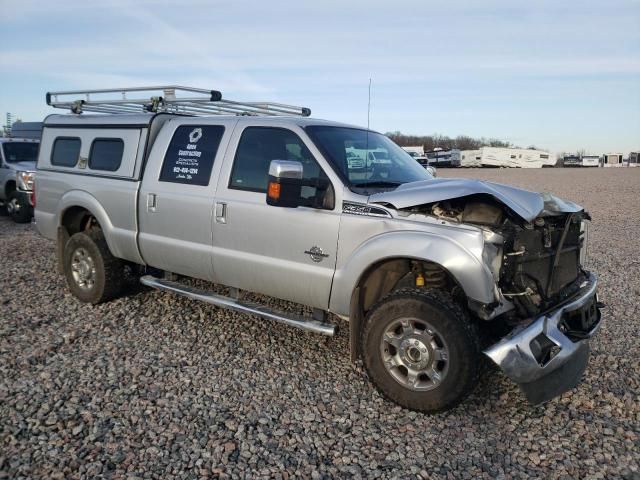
[{"xmin": 57, "ymin": 190, "xmax": 122, "ymax": 258}]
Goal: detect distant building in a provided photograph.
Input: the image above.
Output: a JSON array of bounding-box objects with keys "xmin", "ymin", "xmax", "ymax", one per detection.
[
  {"xmin": 9, "ymin": 122, "xmax": 43, "ymax": 140},
  {"xmin": 629, "ymin": 152, "xmax": 639, "ymax": 166}
]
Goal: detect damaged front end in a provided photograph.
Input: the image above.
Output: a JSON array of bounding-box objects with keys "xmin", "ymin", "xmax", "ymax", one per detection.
[
  {"xmin": 370, "ymin": 180, "xmax": 603, "ymax": 404},
  {"xmin": 482, "ymin": 204, "xmax": 602, "ymax": 404}
]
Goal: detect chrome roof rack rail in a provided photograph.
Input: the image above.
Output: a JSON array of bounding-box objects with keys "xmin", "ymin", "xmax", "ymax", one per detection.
[{"xmin": 46, "ymin": 85, "xmax": 311, "ymax": 117}]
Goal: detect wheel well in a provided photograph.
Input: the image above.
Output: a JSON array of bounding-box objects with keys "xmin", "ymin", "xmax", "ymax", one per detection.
[
  {"xmin": 349, "ymin": 257, "xmax": 465, "ymax": 361},
  {"xmin": 358, "ymin": 258, "xmax": 461, "ymax": 313},
  {"xmin": 61, "ymin": 206, "xmax": 99, "ymax": 235}
]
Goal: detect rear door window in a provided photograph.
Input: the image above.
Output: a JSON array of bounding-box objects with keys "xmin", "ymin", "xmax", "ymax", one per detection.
[
  {"xmin": 89, "ymin": 138, "xmax": 124, "ymax": 171},
  {"xmin": 51, "ymin": 137, "xmax": 81, "ymax": 167},
  {"xmin": 159, "ymin": 125, "xmax": 225, "ymax": 186}
]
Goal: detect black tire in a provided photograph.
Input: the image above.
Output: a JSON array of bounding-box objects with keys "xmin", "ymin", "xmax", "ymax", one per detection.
[
  {"xmin": 361, "ymin": 288, "xmax": 481, "ymax": 413},
  {"xmin": 63, "ymin": 229, "xmax": 125, "ymax": 304},
  {"xmin": 7, "ymin": 191, "xmax": 32, "ymax": 223}
]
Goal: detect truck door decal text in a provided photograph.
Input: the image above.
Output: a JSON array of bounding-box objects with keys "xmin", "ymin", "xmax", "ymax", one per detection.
[{"xmin": 159, "ymin": 125, "xmax": 225, "ymax": 186}]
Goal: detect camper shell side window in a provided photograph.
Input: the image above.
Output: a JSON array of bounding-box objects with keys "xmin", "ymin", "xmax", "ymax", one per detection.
[
  {"xmin": 89, "ymin": 138, "xmax": 125, "ymax": 172},
  {"xmin": 51, "ymin": 137, "xmax": 81, "ymax": 167}
]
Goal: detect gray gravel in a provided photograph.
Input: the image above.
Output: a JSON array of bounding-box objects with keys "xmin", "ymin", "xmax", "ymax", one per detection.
[{"xmin": 1, "ymin": 168, "xmax": 639, "ymax": 479}]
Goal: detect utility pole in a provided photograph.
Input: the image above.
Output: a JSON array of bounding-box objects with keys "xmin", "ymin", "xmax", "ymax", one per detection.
[{"xmin": 3, "ymin": 113, "xmax": 13, "ymax": 137}]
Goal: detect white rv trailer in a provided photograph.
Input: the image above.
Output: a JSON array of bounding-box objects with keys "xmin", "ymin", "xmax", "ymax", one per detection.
[
  {"xmin": 460, "ymin": 147, "xmax": 554, "ymax": 168},
  {"xmin": 581, "ymin": 155, "xmax": 600, "ymax": 167},
  {"xmin": 602, "ymin": 153, "xmax": 623, "ymax": 166},
  {"xmin": 563, "ymin": 155, "xmax": 582, "ymax": 167},
  {"xmin": 424, "ymin": 148, "xmax": 461, "ymax": 167},
  {"xmin": 563, "ymin": 154, "xmax": 599, "ymax": 167},
  {"xmin": 402, "ymin": 146, "xmax": 425, "ymax": 156},
  {"xmin": 460, "ymin": 150, "xmax": 482, "ymax": 167}
]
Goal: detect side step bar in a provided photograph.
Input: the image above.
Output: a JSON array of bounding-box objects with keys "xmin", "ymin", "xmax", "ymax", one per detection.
[{"xmin": 140, "ymin": 275, "xmax": 336, "ymax": 336}]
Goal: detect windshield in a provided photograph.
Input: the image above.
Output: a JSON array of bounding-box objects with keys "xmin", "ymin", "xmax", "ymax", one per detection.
[
  {"xmin": 2, "ymin": 142, "xmax": 39, "ymax": 163},
  {"xmin": 305, "ymin": 126, "xmax": 431, "ymax": 192}
]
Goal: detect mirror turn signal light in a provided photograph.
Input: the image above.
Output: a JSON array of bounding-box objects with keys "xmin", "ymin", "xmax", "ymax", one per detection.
[{"xmin": 268, "ymin": 181, "xmax": 281, "ymax": 201}]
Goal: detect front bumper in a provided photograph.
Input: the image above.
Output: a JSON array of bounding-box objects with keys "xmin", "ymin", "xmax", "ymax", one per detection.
[
  {"xmin": 484, "ymin": 272, "xmax": 601, "ymax": 404},
  {"xmin": 17, "ymin": 189, "xmax": 34, "ymax": 207}
]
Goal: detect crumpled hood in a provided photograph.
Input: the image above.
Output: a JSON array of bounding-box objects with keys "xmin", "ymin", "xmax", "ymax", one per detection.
[
  {"xmin": 368, "ymin": 178, "xmax": 583, "ymax": 223},
  {"xmin": 6, "ymin": 161, "xmax": 36, "ymax": 172}
]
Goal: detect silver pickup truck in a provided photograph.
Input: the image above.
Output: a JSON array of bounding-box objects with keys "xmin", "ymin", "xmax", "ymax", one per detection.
[
  {"xmin": 34, "ymin": 86, "xmax": 602, "ymax": 412},
  {"xmin": 0, "ymin": 137, "xmax": 39, "ymax": 223}
]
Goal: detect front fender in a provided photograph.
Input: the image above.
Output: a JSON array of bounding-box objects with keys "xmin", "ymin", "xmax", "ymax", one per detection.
[{"xmin": 329, "ymin": 230, "xmax": 496, "ymax": 317}]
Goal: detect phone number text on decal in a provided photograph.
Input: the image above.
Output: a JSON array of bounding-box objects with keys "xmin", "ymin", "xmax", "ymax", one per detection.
[{"xmin": 173, "ymin": 167, "xmax": 199, "ymax": 174}]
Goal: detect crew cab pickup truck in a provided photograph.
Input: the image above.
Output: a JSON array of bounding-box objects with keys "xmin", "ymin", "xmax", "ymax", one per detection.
[
  {"xmin": 35, "ymin": 86, "xmax": 602, "ymax": 412},
  {"xmin": 0, "ymin": 137, "xmax": 39, "ymax": 223}
]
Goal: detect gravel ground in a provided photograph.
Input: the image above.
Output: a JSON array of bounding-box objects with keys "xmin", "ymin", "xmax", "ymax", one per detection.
[{"xmin": 1, "ymin": 168, "xmax": 638, "ymax": 479}]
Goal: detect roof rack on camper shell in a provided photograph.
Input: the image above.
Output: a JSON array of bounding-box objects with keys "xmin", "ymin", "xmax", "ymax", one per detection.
[{"xmin": 46, "ymin": 85, "xmax": 311, "ymax": 118}]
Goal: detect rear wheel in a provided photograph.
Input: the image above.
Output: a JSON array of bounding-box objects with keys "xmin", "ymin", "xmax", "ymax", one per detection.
[
  {"xmin": 63, "ymin": 229, "xmax": 125, "ymax": 304},
  {"xmin": 7, "ymin": 191, "xmax": 31, "ymax": 223},
  {"xmin": 361, "ymin": 288, "xmax": 481, "ymax": 413}
]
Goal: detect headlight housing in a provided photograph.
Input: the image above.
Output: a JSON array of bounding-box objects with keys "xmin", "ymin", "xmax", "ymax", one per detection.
[
  {"xmin": 17, "ymin": 171, "xmax": 35, "ymax": 191},
  {"xmin": 482, "ymin": 229, "xmax": 504, "ymax": 282}
]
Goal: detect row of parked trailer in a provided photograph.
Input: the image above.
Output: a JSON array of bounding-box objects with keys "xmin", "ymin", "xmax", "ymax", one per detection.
[
  {"xmin": 402, "ymin": 146, "xmax": 640, "ymax": 168},
  {"xmin": 402, "ymin": 147, "xmax": 555, "ymax": 168},
  {"xmin": 562, "ymin": 152, "xmax": 640, "ymax": 167}
]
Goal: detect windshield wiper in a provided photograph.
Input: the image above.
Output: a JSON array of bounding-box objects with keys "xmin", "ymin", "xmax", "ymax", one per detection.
[{"xmin": 354, "ymin": 181, "xmax": 401, "ymax": 188}]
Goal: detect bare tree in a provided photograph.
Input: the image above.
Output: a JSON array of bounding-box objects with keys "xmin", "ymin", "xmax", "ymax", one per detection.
[{"xmin": 386, "ymin": 132, "xmax": 513, "ymax": 151}]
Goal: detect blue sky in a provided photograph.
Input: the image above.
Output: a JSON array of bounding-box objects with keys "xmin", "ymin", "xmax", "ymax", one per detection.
[{"xmin": 1, "ymin": 0, "xmax": 638, "ymax": 154}]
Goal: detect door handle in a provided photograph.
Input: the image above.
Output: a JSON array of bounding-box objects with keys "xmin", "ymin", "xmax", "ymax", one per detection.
[
  {"xmin": 147, "ymin": 193, "xmax": 157, "ymax": 212},
  {"xmin": 215, "ymin": 202, "xmax": 227, "ymax": 224}
]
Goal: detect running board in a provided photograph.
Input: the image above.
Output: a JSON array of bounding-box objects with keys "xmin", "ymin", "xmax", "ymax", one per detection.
[{"xmin": 140, "ymin": 275, "xmax": 336, "ymax": 336}]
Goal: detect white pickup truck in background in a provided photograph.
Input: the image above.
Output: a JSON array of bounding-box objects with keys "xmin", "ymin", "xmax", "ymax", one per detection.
[{"xmin": 0, "ymin": 137, "xmax": 39, "ymax": 223}]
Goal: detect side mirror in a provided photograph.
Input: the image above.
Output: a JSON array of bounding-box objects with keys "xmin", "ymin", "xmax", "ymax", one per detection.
[
  {"xmin": 266, "ymin": 160, "xmax": 304, "ymax": 208},
  {"xmin": 425, "ymin": 165, "xmax": 437, "ymax": 177}
]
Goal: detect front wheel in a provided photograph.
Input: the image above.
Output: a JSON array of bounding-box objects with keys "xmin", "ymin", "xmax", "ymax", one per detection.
[
  {"xmin": 63, "ymin": 229, "xmax": 125, "ymax": 304},
  {"xmin": 7, "ymin": 191, "xmax": 32, "ymax": 223},
  {"xmin": 361, "ymin": 288, "xmax": 481, "ymax": 413}
]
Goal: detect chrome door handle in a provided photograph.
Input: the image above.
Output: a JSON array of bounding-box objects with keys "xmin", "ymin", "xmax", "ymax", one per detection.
[
  {"xmin": 147, "ymin": 193, "xmax": 157, "ymax": 212},
  {"xmin": 215, "ymin": 202, "xmax": 227, "ymax": 224}
]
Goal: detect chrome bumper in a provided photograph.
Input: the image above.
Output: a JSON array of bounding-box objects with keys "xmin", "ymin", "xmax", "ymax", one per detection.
[{"xmin": 484, "ymin": 272, "xmax": 601, "ymax": 404}]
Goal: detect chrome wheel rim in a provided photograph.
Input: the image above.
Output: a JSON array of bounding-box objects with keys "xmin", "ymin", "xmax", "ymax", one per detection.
[
  {"xmin": 380, "ymin": 317, "xmax": 450, "ymax": 391},
  {"xmin": 70, "ymin": 247, "xmax": 96, "ymax": 291},
  {"xmin": 7, "ymin": 198, "xmax": 19, "ymax": 214}
]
